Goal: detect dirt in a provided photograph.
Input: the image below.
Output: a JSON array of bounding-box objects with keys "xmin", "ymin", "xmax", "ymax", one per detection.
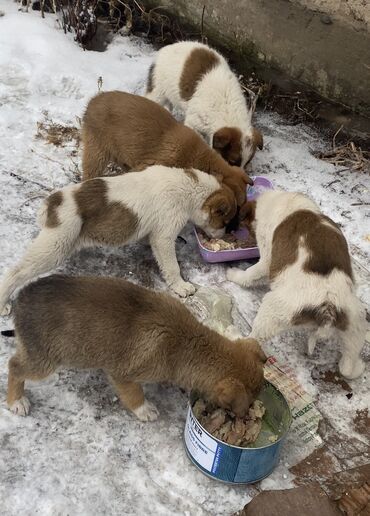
[
  {"xmin": 311, "ymin": 367, "xmax": 353, "ymax": 392},
  {"xmin": 353, "ymin": 409, "xmax": 370, "ymax": 437}
]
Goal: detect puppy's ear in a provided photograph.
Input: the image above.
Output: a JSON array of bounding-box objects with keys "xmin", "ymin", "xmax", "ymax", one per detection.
[
  {"xmin": 214, "ymin": 377, "xmax": 251, "ymax": 417},
  {"xmin": 252, "ymin": 128, "xmax": 263, "ymax": 150},
  {"xmin": 241, "ymin": 338, "xmax": 268, "ymax": 364},
  {"xmin": 238, "ymin": 200, "xmax": 256, "ymax": 226},
  {"xmin": 212, "ymin": 198, "xmax": 230, "ymax": 217},
  {"xmin": 213, "ymin": 128, "xmax": 232, "ymax": 150}
]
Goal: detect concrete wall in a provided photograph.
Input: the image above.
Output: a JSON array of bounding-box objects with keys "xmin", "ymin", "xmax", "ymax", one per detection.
[{"xmin": 142, "ymin": 0, "xmax": 370, "ymax": 118}]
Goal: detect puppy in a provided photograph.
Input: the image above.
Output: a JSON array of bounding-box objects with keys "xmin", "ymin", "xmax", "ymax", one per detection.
[
  {"xmin": 7, "ymin": 275, "xmax": 267, "ymax": 419},
  {"xmin": 146, "ymin": 41, "xmax": 263, "ymax": 167},
  {"xmin": 0, "ymin": 165, "xmax": 236, "ymax": 311},
  {"xmin": 82, "ymin": 91, "xmax": 253, "ymax": 206},
  {"xmin": 227, "ymin": 190, "xmax": 367, "ymax": 379}
]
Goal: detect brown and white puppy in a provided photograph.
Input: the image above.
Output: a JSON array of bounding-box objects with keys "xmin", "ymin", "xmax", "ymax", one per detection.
[
  {"xmin": 227, "ymin": 190, "xmax": 367, "ymax": 379},
  {"xmin": 7, "ymin": 275, "xmax": 267, "ymax": 420},
  {"xmin": 146, "ymin": 41, "xmax": 263, "ymax": 167},
  {"xmin": 81, "ymin": 90, "xmax": 253, "ymax": 206},
  {"xmin": 0, "ymin": 165, "xmax": 236, "ymax": 311}
]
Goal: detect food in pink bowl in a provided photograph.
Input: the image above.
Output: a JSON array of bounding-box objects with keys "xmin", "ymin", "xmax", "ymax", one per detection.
[{"xmin": 194, "ymin": 176, "xmax": 273, "ymax": 263}]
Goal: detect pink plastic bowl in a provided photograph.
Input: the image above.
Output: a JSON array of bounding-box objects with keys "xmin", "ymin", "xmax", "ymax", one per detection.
[{"xmin": 194, "ymin": 176, "xmax": 273, "ymax": 263}]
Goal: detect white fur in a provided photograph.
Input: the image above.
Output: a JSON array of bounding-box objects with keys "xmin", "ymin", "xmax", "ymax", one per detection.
[
  {"xmin": 227, "ymin": 190, "xmax": 367, "ymax": 379},
  {"xmin": 0, "ymin": 166, "xmax": 224, "ymax": 310},
  {"xmin": 146, "ymin": 41, "xmax": 256, "ymax": 167},
  {"xmin": 132, "ymin": 399, "xmax": 159, "ymax": 422}
]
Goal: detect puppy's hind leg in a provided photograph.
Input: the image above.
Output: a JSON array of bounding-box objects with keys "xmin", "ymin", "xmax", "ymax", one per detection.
[
  {"xmin": 8, "ymin": 344, "xmax": 56, "ymax": 416},
  {"xmin": 249, "ymin": 291, "xmax": 292, "ymax": 342},
  {"xmin": 338, "ymin": 303, "xmax": 366, "ymax": 379},
  {"xmin": 0, "ymin": 200, "xmax": 82, "ymax": 314},
  {"xmin": 81, "ymin": 130, "xmax": 110, "ymax": 181},
  {"xmin": 109, "ymin": 376, "xmax": 159, "ymax": 422},
  {"xmin": 7, "ymin": 354, "xmax": 29, "ymax": 416}
]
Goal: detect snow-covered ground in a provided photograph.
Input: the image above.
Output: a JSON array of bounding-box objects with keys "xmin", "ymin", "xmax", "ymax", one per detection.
[{"xmin": 0, "ymin": 2, "xmax": 369, "ymax": 515}]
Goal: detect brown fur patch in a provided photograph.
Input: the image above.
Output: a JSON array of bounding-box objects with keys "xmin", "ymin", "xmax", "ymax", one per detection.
[
  {"xmin": 146, "ymin": 63, "xmax": 155, "ymax": 93},
  {"xmin": 183, "ymin": 168, "xmax": 199, "ymax": 182},
  {"xmin": 179, "ymin": 47, "xmax": 220, "ymax": 101},
  {"xmin": 252, "ymin": 128, "xmax": 263, "ymax": 150},
  {"xmin": 239, "ymin": 200, "xmax": 256, "ymax": 227},
  {"xmin": 292, "ymin": 304, "xmax": 349, "ymax": 331},
  {"xmin": 270, "ymin": 210, "xmax": 353, "ymax": 281},
  {"xmin": 213, "ymin": 127, "xmax": 242, "ymax": 166},
  {"xmin": 45, "ymin": 191, "xmax": 63, "ymax": 228},
  {"xmin": 12, "ymin": 275, "xmax": 265, "ymax": 415},
  {"xmin": 202, "ymin": 186, "xmax": 237, "ymax": 230},
  {"xmin": 81, "ymin": 91, "xmax": 252, "ymax": 206},
  {"xmin": 74, "ymin": 178, "xmax": 139, "ymax": 245}
]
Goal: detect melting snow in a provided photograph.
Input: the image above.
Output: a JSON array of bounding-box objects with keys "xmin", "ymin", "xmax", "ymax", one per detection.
[{"xmin": 0, "ymin": 1, "xmax": 369, "ymax": 515}]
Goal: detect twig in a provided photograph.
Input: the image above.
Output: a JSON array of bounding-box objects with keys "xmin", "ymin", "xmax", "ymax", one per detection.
[
  {"xmin": 200, "ymin": 5, "xmax": 206, "ymax": 43},
  {"xmin": 351, "ymin": 202, "xmax": 370, "ymax": 206},
  {"xmin": 332, "ymin": 124, "xmax": 343, "ymax": 151},
  {"xmin": 325, "ymin": 179, "xmax": 340, "ymax": 188},
  {"xmin": 9, "ymin": 171, "xmax": 52, "ymax": 192},
  {"xmin": 30, "ymin": 148, "xmax": 67, "ymax": 170},
  {"xmin": 19, "ymin": 193, "xmax": 47, "ymax": 208}
]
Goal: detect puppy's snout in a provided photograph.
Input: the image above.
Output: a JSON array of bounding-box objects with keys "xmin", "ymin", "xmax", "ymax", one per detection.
[{"xmin": 206, "ymin": 227, "xmax": 225, "ymax": 239}]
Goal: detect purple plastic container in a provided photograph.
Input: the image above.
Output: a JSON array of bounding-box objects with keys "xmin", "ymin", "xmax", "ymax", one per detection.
[{"xmin": 195, "ymin": 176, "xmax": 273, "ymax": 263}]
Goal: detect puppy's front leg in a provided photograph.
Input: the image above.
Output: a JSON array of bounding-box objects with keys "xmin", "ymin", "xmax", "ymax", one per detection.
[
  {"xmin": 227, "ymin": 260, "xmax": 269, "ymax": 288},
  {"xmin": 109, "ymin": 377, "xmax": 159, "ymax": 422},
  {"xmin": 150, "ymin": 234, "xmax": 196, "ymax": 297}
]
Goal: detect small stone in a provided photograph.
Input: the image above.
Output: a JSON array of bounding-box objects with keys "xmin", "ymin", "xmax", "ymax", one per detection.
[{"xmin": 320, "ymin": 14, "xmax": 333, "ymax": 25}]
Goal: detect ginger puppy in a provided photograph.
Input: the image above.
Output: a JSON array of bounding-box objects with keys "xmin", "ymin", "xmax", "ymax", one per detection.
[
  {"xmin": 81, "ymin": 91, "xmax": 253, "ymax": 206},
  {"xmin": 227, "ymin": 190, "xmax": 367, "ymax": 379},
  {"xmin": 7, "ymin": 275, "xmax": 266, "ymax": 420},
  {"xmin": 146, "ymin": 41, "xmax": 263, "ymax": 167},
  {"xmin": 0, "ymin": 165, "xmax": 236, "ymax": 311}
]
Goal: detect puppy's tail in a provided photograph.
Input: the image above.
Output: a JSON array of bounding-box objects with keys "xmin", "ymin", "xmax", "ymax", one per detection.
[
  {"xmin": 315, "ymin": 302, "xmax": 345, "ymax": 328},
  {"xmin": 303, "ymin": 302, "xmax": 344, "ymax": 355},
  {"xmin": 1, "ymin": 329, "xmax": 15, "ymax": 337}
]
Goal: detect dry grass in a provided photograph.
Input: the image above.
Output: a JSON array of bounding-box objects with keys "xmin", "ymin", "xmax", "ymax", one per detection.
[
  {"xmin": 36, "ymin": 112, "xmax": 80, "ymax": 153},
  {"xmin": 314, "ymin": 126, "xmax": 370, "ymax": 173},
  {"xmin": 20, "ymin": 0, "xmax": 184, "ymax": 49}
]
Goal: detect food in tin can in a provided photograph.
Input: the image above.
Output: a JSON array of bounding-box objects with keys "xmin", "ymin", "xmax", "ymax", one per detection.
[
  {"xmin": 198, "ymin": 231, "xmax": 257, "ymax": 251},
  {"xmin": 192, "ymin": 398, "xmax": 267, "ymax": 446}
]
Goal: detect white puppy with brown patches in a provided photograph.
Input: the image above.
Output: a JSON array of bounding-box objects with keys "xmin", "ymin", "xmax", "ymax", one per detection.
[
  {"xmin": 146, "ymin": 41, "xmax": 263, "ymax": 168},
  {"xmin": 227, "ymin": 190, "xmax": 367, "ymax": 380},
  {"xmin": 0, "ymin": 165, "xmax": 236, "ymax": 311}
]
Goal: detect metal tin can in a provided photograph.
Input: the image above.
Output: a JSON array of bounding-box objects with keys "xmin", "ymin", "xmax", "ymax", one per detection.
[{"xmin": 184, "ymin": 381, "xmax": 292, "ymax": 484}]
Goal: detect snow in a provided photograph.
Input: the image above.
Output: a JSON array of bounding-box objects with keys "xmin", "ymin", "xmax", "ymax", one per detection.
[{"xmin": 0, "ymin": 2, "xmax": 369, "ymax": 515}]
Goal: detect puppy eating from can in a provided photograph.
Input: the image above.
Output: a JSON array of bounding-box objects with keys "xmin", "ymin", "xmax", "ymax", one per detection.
[
  {"xmin": 81, "ymin": 91, "xmax": 253, "ymax": 206},
  {"xmin": 6, "ymin": 275, "xmax": 266, "ymax": 420},
  {"xmin": 0, "ymin": 165, "xmax": 236, "ymax": 311}
]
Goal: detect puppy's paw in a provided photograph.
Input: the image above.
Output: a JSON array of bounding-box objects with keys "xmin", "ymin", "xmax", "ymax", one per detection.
[
  {"xmin": 226, "ymin": 268, "xmax": 248, "ymax": 286},
  {"xmin": 171, "ymin": 280, "xmax": 196, "ymax": 298},
  {"xmin": 8, "ymin": 396, "xmax": 31, "ymax": 416},
  {"xmin": 132, "ymin": 400, "xmax": 159, "ymax": 422},
  {"xmin": 339, "ymin": 356, "xmax": 365, "ymax": 379},
  {"xmin": 1, "ymin": 302, "xmax": 12, "ymax": 317},
  {"xmin": 307, "ymin": 335, "xmax": 317, "ymax": 356}
]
